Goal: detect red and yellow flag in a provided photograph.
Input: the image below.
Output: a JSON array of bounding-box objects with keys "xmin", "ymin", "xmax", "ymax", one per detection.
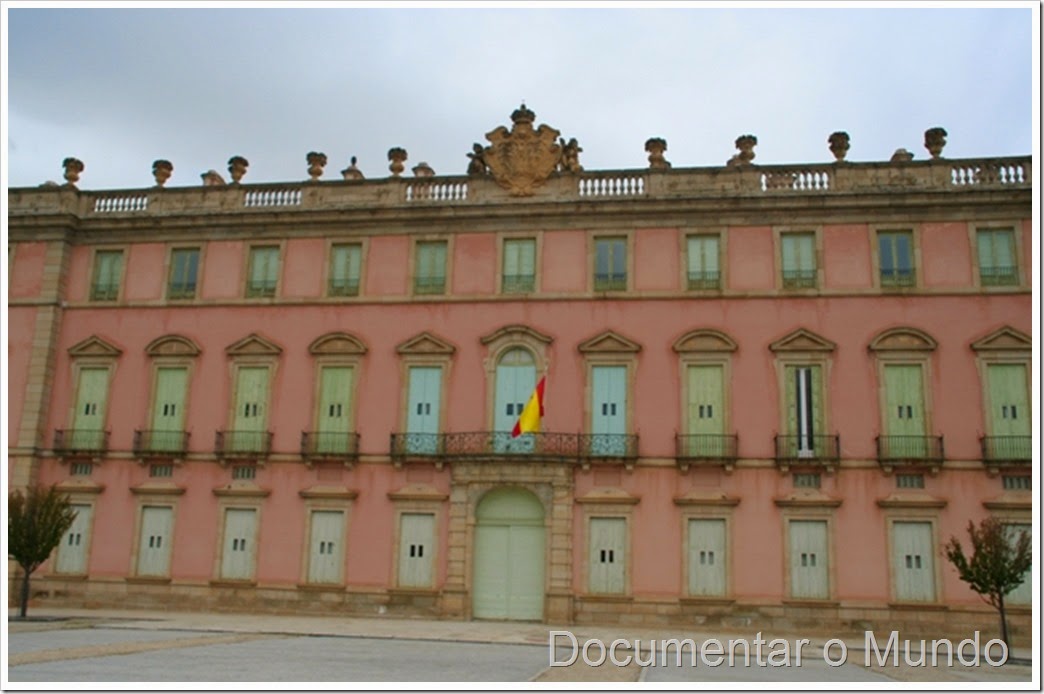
[{"xmin": 511, "ymin": 376, "xmax": 546, "ymax": 438}]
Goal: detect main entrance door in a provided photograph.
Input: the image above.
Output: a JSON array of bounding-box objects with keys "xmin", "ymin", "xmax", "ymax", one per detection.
[{"xmin": 472, "ymin": 487, "xmax": 546, "ymax": 620}]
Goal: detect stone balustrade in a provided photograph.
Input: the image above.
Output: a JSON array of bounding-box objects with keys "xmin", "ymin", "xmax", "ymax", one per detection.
[{"xmin": 7, "ymin": 156, "xmax": 1030, "ymax": 218}]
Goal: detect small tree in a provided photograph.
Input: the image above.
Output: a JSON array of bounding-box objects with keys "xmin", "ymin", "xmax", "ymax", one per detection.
[
  {"xmin": 8, "ymin": 485, "xmax": 77, "ymax": 618},
  {"xmin": 945, "ymin": 517, "xmax": 1031, "ymax": 648}
]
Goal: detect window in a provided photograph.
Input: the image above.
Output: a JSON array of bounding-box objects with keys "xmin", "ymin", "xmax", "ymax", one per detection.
[
  {"xmin": 55, "ymin": 504, "xmax": 93, "ymax": 574},
  {"xmin": 780, "ymin": 232, "xmax": 816, "ymax": 289},
  {"xmin": 896, "ymin": 474, "xmax": 925, "ymax": 489},
  {"xmin": 246, "ymin": 246, "xmax": 280, "ymax": 298},
  {"xmin": 784, "ymin": 365, "xmax": 824, "ymax": 458},
  {"xmin": 136, "ymin": 506, "xmax": 174, "ymax": 578},
  {"xmin": 793, "ymin": 473, "xmax": 821, "ymax": 489},
  {"xmin": 148, "ymin": 366, "xmax": 189, "ymax": 453},
  {"xmin": 70, "ymin": 367, "xmax": 110, "ymax": 450},
  {"xmin": 405, "ymin": 366, "xmax": 442, "ymax": 453},
  {"xmin": 220, "ymin": 508, "xmax": 258, "ymax": 580},
  {"xmin": 149, "ymin": 463, "xmax": 174, "ymax": 478},
  {"xmin": 328, "ymin": 243, "xmax": 362, "ymax": 297},
  {"xmin": 90, "ymin": 250, "xmax": 123, "ymax": 301},
  {"xmin": 687, "ymin": 518, "xmax": 727, "ymax": 597},
  {"xmin": 977, "ymin": 228, "xmax": 1017, "ymax": 286},
  {"xmin": 397, "ymin": 512, "xmax": 436, "ymax": 588},
  {"xmin": 594, "ymin": 237, "xmax": 627, "ymax": 291},
  {"xmin": 891, "ymin": 521, "xmax": 936, "ymax": 602},
  {"xmin": 502, "ymin": 238, "xmax": 536, "ymax": 294},
  {"xmin": 231, "ymin": 465, "xmax": 256, "ymax": 480},
  {"xmin": 1002, "ymin": 475, "xmax": 1030, "ymax": 491},
  {"xmin": 788, "ymin": 519, "xmax": 829, "ymax": 599},
  {"xmin": 878, "ymin": 231, "xmax": 915, "ymax": 288},
  {"xmin": 71, "ymin": 462, "xmax": 93, "ymax": 477},
  {"xmin": 167, "ymin": 248, "xmax": 200, "ymax": 299},
  {"xmin": 414, "ymin": 241, "xmax": 447, "ymax": 295},
  {"xmin": 686, "ymin": 235, "xmax": 720, "ymax": 290},
  {"xmin": 306, "ymin": 509, "xmax": 345, "ymax": 584},
  {"xmin": 588, "ymin": 517, "xmax": 627, "ymax": 594},
  {"xmin": 230, "ymin": 366, "xmax": 270, "ymax": 453}
]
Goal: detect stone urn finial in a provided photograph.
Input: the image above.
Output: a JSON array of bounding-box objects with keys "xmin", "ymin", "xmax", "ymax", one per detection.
[
  {"xmin": 227, "ymin": 156, "xmax": 249, "ymax": 184},
  {"xmin": 341, "ymin": 156, "xmax": 365, "ymax": 181},
  {"xmin": 828, "ymin": 132, "xmax": 850, "ymax": 162},
  {"xmin": 306, "ymin": 151, "xmax": 327, "ymax": 182},
  {"xmin": 62, "ymin": 157, "xmax": 85, "ymax": 187},
  {"xmin": 388, "ymin": 147, "xmax": 408, "ymax": 176},
  {"xmin": 645, "ymin": 137, "xmax": 671, "ymax": 170},
  {"xmin": 890, "ymin": 148, "xmax": 914, "ymax": 164},
  {"xmin": 924, "ymin": 127, "xmax": 947, "ymax": 159},
  {"xmin": 152, "ymin": 159, "xmax": 174, "ymax": 187},
  {"xmin": 727, "ymin": 135, "xmax": 757, "ymax": 167},
  {"xmin": 412, "ymin": 161, "xmax": 435, "ymax": 178}
]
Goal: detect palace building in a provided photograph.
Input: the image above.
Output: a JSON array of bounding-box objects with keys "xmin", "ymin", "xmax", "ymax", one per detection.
[{"xmin": 6, "ymin": 107, "xmax": 1033, "ymax": 640}]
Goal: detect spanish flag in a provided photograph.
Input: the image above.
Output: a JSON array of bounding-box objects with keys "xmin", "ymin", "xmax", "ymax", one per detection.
[{"xmin": 511, "ymin": 376, "xmax": 546, "ymax": 438}]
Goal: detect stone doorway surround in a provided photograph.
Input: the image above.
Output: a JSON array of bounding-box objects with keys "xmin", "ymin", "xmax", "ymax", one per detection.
[{"xmin": 440, "ymin": 460, "xmax": 574, "ymax": 622}]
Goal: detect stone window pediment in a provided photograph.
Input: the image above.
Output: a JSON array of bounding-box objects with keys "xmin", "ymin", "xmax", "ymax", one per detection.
[
  {"xmin": 673, "ymin": 329, "xmax": 737, "ymax": 354},
  {"xmin": 480, "ymin": 325, "xmax": 553, "ymax": 347},
  {"xmin": 145, "ymin": 334, "xmax": 201, "ymax": 358},
  {"xmin": 970, "ymin": 326, "xmax": 1031, "ymax": 353},
  {"xmin": 868, "ymin": 327, "xmax": 937, "ymax": 353},
  {"xmin": 769, "ymin": 328, "xmax": 835, "ymax": 353},
  {"xmin": 396, "ymin": 331, "xmax": 457, "ymax": 356},
  {"xmin": 68, "ymin": 335, "xmax": 123, "ymax": 358},
  {"xmin": 578, "ymin": 330, "xmax": 641, "ymax": 354},
  {"xmin": 309, "ymin": 332, "xmax": 368, "ymax": 356},
  {"xmin": 225, "ymin": 333, "xmax": 283, "ymax": 357}
]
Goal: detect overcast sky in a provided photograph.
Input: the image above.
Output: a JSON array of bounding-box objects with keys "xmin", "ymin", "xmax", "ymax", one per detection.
[{"xmin": 4, "ymin": 4, "xmax": 1037, "ymax": 191}]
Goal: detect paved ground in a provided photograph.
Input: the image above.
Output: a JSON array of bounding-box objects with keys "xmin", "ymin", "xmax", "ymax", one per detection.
[{"xmin": 4, "ymin": 607, "xmax": 1035, "ymax": 685}]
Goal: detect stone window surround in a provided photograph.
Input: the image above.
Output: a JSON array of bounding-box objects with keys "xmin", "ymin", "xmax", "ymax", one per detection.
[
  {"xmin": 778, "ymin": 507, "xmax": 839, "ymax": 605},
  {"xmin": 969, "ymin": 326, "xmax": 1031, "ymax": 453},
  {"xmin": 769, "ymin": 328, "xmax": 837, "ymax": 450},
  {"xmin": 64, "ymin": 336, "xmax": 123, "ymax": 464},
  {"xmin": 243, "ymin": 241, "xmax": 285, "ymax": 300},
  {"xmin": 88, "ymin": 245, "xmax": 127, "ymax": 302},
  {"xmin": 307, "ymin": 332, "xmax": 368, "ymax": 440},
  {"xmin": 296, "ymin": 487, "xmax": 358, "ymax": 588},
  {"xmin": 47, "ymin": 479, "xmax": 104, "ymax": 579},
  {"xmin": 323, "ymin": 238, "xmax": 369, "ymax": 299},
  {"xmin": 675, "ymin": 496, "xmax": 740, "ymax": 602},
  {"xmin": 210, "ymin": 487, "xmax": 270, "ymax": 587},
  {"xmin": 394, "ymin": 332, "xmax": 457, "ymax": 450},
  {"xmin": 496, "ymin": 232, "xmax": 542, "ymax": 295},
  {"xmin": 868, "ymin": 327, "xmax": 938, "ymax": 458},
  {"xmin": 869, "ymin": 224, "xmax": 922, "ymax": 291},
  {"xmin": 968, "ymin": 221, "xmax": 1026, "ymax": 289},
  {"xmin": 387, "ymin": 484, "xmax": 449, "ymax": 592},
  {"xmin": 164, "ymin": 244, "xmax": 205, "ymax": 301},
  {"xmin": 142, "ymin": 335, "xmax": 202, "ymax": 464},
  {"xmin": 409, "ymin": 236, "xmax": 454, "ymax": 297},
  {"xmin": 578, "ymin": 330, "xmax": 642, "ymax": 440},
  {"xmin": 126, "ymin": 490, "xmax": 184, "ymax": 583},
  {"xmin": 224, "ymin": 334, "xmax": 283, "ymax": 464},
  {"xmin": 588, "ymin": 230, "xmax": 634, "ymax": 294},
  {"xmin": 673, "ymin": 329, "xmax": 738, "ymax": 438},
  {"xmin": 773, "ymin": 226, "xmax": 823, "ymax": 293},
  {"xmin": 679, "ymin": 228, "xmax": 727, "ymax": 292},
  {"xmin": 480, "ymin": 325, "xmax": 553, "ymax": 433},
  {"xmin": 877, "ymin": 506, "xmax": 945, "ymax": 608}
]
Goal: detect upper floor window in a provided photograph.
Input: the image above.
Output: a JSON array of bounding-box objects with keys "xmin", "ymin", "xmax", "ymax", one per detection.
[
  {"xmin": 780, "ymin": 232, "xmax": 816, "ymax": 289},
  {"xmin": 90, "ymin": 250, "xmax": 123, "ymax": 301},
  {"xmin": 878, "ymin": 231, "xmax": 915, "ymax": 288},
  {"xmin": 594, "ymin": 237, "xmax": 627, "ymax": 291},
  {"xmin": 328, "ymin": 243, "xmax": 362, "ymax": 297},
  {"xmin": 976, "ymin": 228, "xmax": 1018, "ymax": 286},
  {"xmin": 502, "ymin": 239, "xmax": 536, "ymax": 294},
  {"xmin": 167, "ymin": 247, "xmax": 200, "ymax": 300},
  {"xmin": 414, "ymin": 241, "xmax": 447, "ymax": 296},
  {"xmin": 246, "ymin": 246, "xmax": 280, "ymax": 298},
  {"xmin": 686, "ymin": 235, "xmax": 720, "ymax": 290}
]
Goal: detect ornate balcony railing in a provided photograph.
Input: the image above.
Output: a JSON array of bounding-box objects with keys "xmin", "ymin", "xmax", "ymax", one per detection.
[
  {"xmin": 774, "ymin": 434, "xmax": 840, "ymax": 471},
  {"xmin": 979, "ymin": 265, "xmax": 1019, "ymax": 286},
  {"xmin": 876, "ymin": 435, "xmax": 945, "ymax": 472},
  {"xmin": 686, "ymin": 271, "xmax": 721, "ymax": 290},
  {"xmin": 594, "ymin": 272, "xmax": 627, "ymax": 291},
  {"xmin": 413, "ymin": 276, "xmax": 446, "ymax": 295},
  {"xmin": 781, "ymin": 269, "xmax": 817, "ymax": 289},
  {"xmin": 502, "ymin": 274, "xmax": 535, "ymax": 294},
  {"xmin": 981, "ymin": 435, "xmax": 1031, "ymax": 466},
  {"xmin": 53, "ymin": 429, "xmax": 109, "ymax": 456},
  {"xmin": 389, "ymin": 431, "xmax": 638, "ymax": 468},
  {"xmin": 215, "ymin": 430, "xmax": 273, "ymax": 460},
  {"xmin": 676, "ymin": 434, "xmax": 739, "ymax": 472},
  {"xmin": 880, "ymin": 268, "xmax": 916, "ymax": 288},
  {"xmin": 132, "ymin": 430, "xmax": 190, "ymax": 458},
  {"xmin": 300, "ymin": 431, "xmax": 361, "ymax": 463}
]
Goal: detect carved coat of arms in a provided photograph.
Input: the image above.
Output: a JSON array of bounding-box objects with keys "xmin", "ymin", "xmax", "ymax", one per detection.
[{"xmin": 482, "ymin": 105, "xmax": 563, "ymax": 196}]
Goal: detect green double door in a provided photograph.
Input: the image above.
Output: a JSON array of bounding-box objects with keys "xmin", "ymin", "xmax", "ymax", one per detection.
[{"xmin": 472, "ymin": 488, "xmax": 545, "ymax": 621}]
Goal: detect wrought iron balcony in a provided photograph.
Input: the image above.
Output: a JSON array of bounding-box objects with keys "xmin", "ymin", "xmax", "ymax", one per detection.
[
  {"xmin": 579, "ymin": 434, "xmax": 639, "ymax": 469},
  {"xmin": 133, "ymin": 430, "xmax": 190, "ymax": 458},
  {"xmin": 53, "ymin": 429, "xmax": 109, "ymax": 457},
  {"xmin": 876, "ymin": 435, "xmax": 945, "ymax": 473},
  {"xmin": 979, "ymin": 265, "xmax": 1018, "ymax": 286},
  {"xmin": 389, "ymin": 431, "xmax": 638, "ymax": 468},
  {"xmin": 390, "ymin": 431, "xmax": 583, "ymax": 466},
  {"xmin": 676, "ymin": 434, "xmax": 738, "ymax": 472},
  {"xmin": 880, "ymin": 268, "xmax": 916, "ymax": 288},
  {"xmin": 686, "ymin": 271, "xmax": 721, "ymax": 291},
  {"xmin": 501, "ymin": 274, "xmax": 535, "ymax": 294},
  {"xmin": 413, "ymin": 276, "xmax": 446, "ymax": 295},
  {"xmin": 245, "ymin": 280, "xmax": 277, "ymax": 298},
  {"xmin": 300, "ymin": 431, "xmax": 361, "ymax": 465},
  {"xmin": 327, "ymin": 279, "xmax": 360, "ymax": 297},
  {"xmin": 781, "ymin": 269, "xmax": 817, "ymax": 289},
  {"xmin": 593, "ymin": 272, "xmax": 627, "ymax": 292},
  {"xmin": 215, "ymin": 430, "xmax": 273, "ymax": 461},
  {"xmin": 981, "ymin": 435, "xmax": 1031, "ymax": 466},
  {"xmin": 774, "ymin": 434, "xmax": 840, "ymax": 471}
]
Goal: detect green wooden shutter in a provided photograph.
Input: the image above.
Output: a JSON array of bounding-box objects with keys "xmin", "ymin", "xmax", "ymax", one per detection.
[
  {"xmin": 233, "ymin": 367, "xmax": 268, "ymax": 451},
  {"xmin": 688, "ymin": 518, "xmax": 726, "ymax": 597},
  {"xmin": 92, "ymin": 251, "xmax": 122, "ymax": 300},
  {"xmin": 589, "ymin": 517, "xmax": 626, "ymax": 594},
  {"xmin": 893, "ymin": 521, "xmax": 935, "ymax": 602},
  {"xmin": 781, "ymin": 236, "xmax": 798, "ymax": 273},
  {"xmin": 136, "ymin": 505, "xmax": 174, "ymax": 577},
  {"xmin": 73, "ymin": 368, "xmax": 109, "ymax": 449},
  {"xmin": 494, "ymin": 351, "xmax": 536, "ymax": 452},
  {"xmin": 317, "ymin": 366, "xmax": 353, "ymax": 452},
  {"xmin": 150, "ymin": 367, "xmax": 188, "ymax": 451},
  {"xmin": 329, "ymin": 245, "xmax": 361, "ymax": 296},
  {"xmin": 221, "ymin": 508, "xmax": 257, "ymax": 580},
  {"xmin": 398, "ymin": 512, "xmax": 436, "ymax": 588},
  {"xmin": 307, "ymin": 510, "xmax": 345, "ymax": 584},
  {"xmin": 687, "ymin": 365, "xmax": 724, "ymax": 456},
  {"xmin": 56, "ymin": 504, "xmax": 92, "ymax": 574},
  {"xmin": 884, "ymin": 364, "xmax": 926, "ymax": 457},
  {"xmin": 987, "ymin": 364, "xmax": 1029, "ymax": 437},
  {"xmin": 789, "ymin": 519, "xmax": 829, "ymax": 599},
  {"xmin": 169, "ymin": 248, "xmax": 199, "ymax": 298}
]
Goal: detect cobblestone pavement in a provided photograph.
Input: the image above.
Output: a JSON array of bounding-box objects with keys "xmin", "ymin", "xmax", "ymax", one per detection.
[{"xmin": 5, "ymin": 608, "xmax": 1035, "ymax": 685}]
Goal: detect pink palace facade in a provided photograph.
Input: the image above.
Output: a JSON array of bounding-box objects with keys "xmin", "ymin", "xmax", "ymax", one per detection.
[{"xmin": 6, "ymin": 108, "xmax": 1034, "ymax": 641}]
